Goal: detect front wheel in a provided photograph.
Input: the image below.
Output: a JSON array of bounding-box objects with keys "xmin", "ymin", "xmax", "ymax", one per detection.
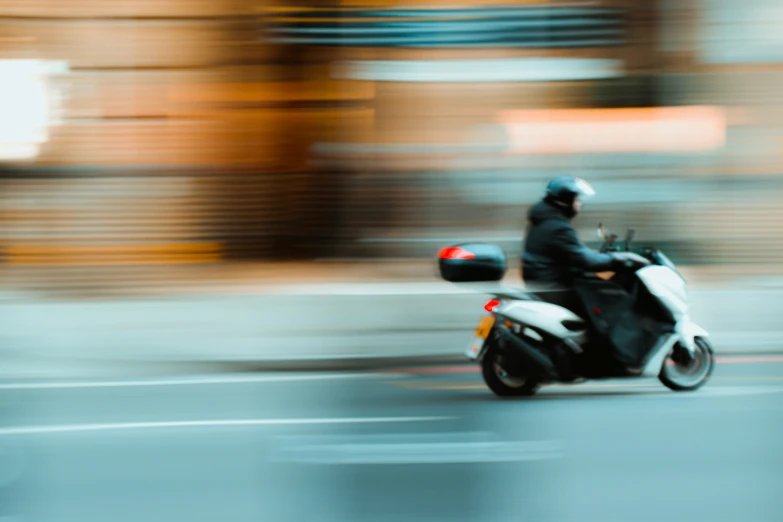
[
  {"xmin": 481, "ymin": 342, "xmax": 540, "ymax": 397},
  {"xmin": 659, "ymin": 337, "xmax": 715, "ymax": 392}
]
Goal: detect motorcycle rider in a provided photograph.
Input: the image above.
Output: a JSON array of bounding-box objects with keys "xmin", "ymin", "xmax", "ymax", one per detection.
[
  {"xmin": 522, "ymin": 176, "xmax": 649, "ymax": 296},
  {"xmin": 521, "ymin": 176, "xmax": 650, "ymax": 376}
]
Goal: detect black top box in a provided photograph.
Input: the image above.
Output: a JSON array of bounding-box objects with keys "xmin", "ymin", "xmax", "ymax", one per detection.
[{"xmin": 437, "ymin": 243, "xmax": 508, "ymax": 283}]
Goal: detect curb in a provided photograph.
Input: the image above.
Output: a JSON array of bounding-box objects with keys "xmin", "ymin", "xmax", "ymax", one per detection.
[
  {"xmin": 0, "ymin": 355, "xmax": 470, "ymax": 382},
  {"xmin": 5, "ymin": 350, "xmax": 783, "ymax": 382},
  {"xmin": 140, "ymin": 350, "xmax": 783, "ymax": 373},
  {"xmin": 114, "ymin": 355, "xmax": 473, "ymax": 375}
]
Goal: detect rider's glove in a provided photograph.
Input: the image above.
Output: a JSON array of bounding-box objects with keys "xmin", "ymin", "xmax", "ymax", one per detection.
[{"xmin": 612, "ymin": 252, "xmax": 651, "ymax": 268}]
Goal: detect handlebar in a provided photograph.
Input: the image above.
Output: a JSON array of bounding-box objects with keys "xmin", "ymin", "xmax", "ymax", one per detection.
[
  {"xmin": 596, "ymin": 224, "xmax": 678, "ymax": 273},
  {"xmin": 599, "ymin": 227, "xmax": 636, "ymax": 253}
]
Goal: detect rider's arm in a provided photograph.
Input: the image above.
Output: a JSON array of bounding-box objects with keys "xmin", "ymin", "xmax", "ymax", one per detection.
[{"xmin": 550, "ymin": 224, "xmax": 617, "ymax": 272}]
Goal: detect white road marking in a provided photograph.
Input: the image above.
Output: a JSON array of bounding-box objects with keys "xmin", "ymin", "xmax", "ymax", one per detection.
[
  {"xmin": 0, "ymin": 372, "xmax": 390, "ymax": 391},
  {"xmin": 278, "ymin": 441, "xmax": 563, "ymax": 465},
  {"xmin": 0, "ymin": 417, "xmax": 453, "ymax": 437},
  {"xmin": 274, "ymin": 432, "xmax": 564, "ymax": 464}
]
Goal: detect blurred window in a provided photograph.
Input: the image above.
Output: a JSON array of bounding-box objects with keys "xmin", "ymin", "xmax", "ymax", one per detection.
[{"xmin": 700, "ymin": 0, "xmax": 783, "ymax": 64}]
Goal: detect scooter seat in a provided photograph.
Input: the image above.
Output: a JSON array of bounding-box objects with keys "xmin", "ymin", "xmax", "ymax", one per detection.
[
  {"xmin": 492, "ymin": 287, "xmax": 544, "ymax": 301},
  {"xmin": 527, "ymin": 289, "xmax": 587, "ymax": 318}
]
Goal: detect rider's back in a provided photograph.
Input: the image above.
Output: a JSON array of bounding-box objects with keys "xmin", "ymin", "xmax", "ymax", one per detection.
[{"xmin": 521, "ymin": 199, "xmax": 604, "ymax": 290}]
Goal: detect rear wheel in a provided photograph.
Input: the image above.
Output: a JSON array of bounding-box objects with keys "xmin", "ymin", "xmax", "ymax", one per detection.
[
  {"xmin": 481, "ymin": 342, "xmax": 540, "ymax": 397},
  {"xmin": 659, "ymin": 337, "xmax": 715, "ymax": 391}
]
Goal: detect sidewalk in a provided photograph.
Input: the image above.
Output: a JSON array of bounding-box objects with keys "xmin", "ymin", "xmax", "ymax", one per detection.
[
  {"xmin": 3, "ymin": 261, "xmax": 783, "ymax": 301},
  {"xmin": 0, "ymin": 261, "xmax": 782, "ymax": 380},
  {"xmin": 0, "ymin": 261, "xmax": 436, "ymax": 301}
]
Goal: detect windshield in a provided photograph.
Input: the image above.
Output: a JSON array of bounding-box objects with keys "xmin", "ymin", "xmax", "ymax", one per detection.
[{"xmin": 653, "ymin": 250, "xmax": 685, "ymax": 281}]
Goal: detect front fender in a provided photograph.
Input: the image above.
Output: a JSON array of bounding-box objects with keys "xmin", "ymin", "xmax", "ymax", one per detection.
[
  {"xmin": 676, "ymin": 316, "xmax": 709, "ymax": 355},
  {"xmin": 641, "ymin": 318, "xmax": 710, "ymax": 377}
]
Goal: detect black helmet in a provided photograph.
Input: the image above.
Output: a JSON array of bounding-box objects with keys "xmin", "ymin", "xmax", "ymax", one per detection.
[{"xmin": 545, "ymin": 176, "xmax": 595, "ymax": 206}]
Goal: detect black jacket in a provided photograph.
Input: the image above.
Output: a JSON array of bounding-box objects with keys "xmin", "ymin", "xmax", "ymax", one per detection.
[{"xmin": 521, "ymin": 199, "xmax": 617, "ymax": 289}]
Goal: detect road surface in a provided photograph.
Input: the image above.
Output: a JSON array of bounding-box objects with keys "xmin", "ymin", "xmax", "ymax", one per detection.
[{"xmin": 1, "ymin": 356, "xmax": 782, "ymax": 522}]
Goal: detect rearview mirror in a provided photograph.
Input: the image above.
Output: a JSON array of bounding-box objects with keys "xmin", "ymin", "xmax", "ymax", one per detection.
[
  {"xmin": 623, "ymin": 229, "xmax": 636, "ymax": 252},
  {"xmin": 596, "ymin": 223, "xmax": 607, "ymax": 240}
]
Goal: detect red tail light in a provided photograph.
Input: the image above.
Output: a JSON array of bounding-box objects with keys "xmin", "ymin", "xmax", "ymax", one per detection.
[
  {"xmin": 484, "ymin": 299, "xmax": 501, "ymax": 313},
  {"xmin": 439, "ymin": 246, "xmax": 476, "ymax": 260}
]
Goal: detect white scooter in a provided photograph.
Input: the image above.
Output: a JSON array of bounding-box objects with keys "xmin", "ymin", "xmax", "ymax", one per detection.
[{"xmin": 438, "ymin": 225, "xmax": 715, "ymax": 397}]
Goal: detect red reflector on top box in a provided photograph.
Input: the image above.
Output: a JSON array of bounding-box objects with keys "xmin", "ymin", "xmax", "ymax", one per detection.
[
  {"xmin": 438, "ymin": 246, "xmax": 476, "ymax": 260},
  {"xmin": 437, "ymin": 243, "xmax": 507, "ymax": 283}
]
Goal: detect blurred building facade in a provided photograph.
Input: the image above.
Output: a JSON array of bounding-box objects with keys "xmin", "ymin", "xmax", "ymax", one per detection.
[{"xmin": 0, "ymin": 0, "xmax": 782, "ymax": 267}]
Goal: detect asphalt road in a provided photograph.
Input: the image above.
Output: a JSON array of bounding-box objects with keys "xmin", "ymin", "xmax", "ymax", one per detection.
[{"xmin": 1, "ymin": 357, "xmax": 783, "ymax": 522}]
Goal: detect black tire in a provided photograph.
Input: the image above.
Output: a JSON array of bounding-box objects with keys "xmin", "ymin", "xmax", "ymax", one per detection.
[
  {"xmin": 659, "ymin": 337, "xmax": 715, "ymax": 392},
  {"xmin": 481, "ymin": 342, "xmax": 540, "ymax": 397}
]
